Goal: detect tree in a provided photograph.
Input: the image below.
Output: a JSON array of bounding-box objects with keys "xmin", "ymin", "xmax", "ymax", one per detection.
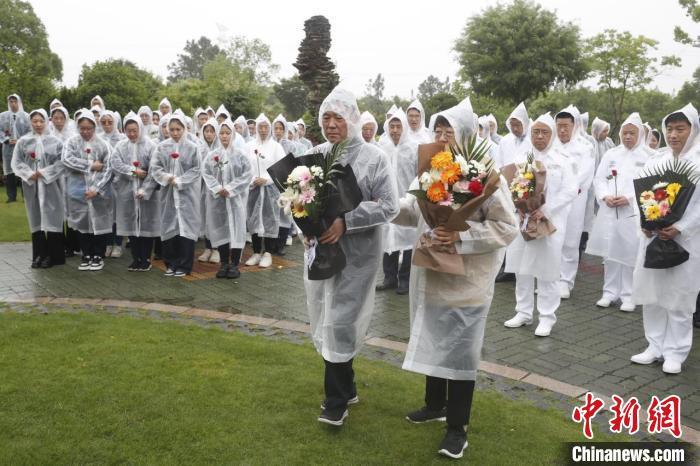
[
  {"xmin": 365, "ymin": 74, "xmax": 385, "ymax": 99},
  {"xmin": 222, "ymin": 36, "xmax": 280, "ymax": 86},
  {"xmin": 417, "ymin": 75, "xmax": 451, "ymax": 101},
  {"xmin": 273, "ymin": 75, "xmax": 308, "ymax": 120},
  {"xmin": 422, "ymin": 92, "xmax": 459, "ymax": 121},
  {"xmin": 202, "ymin": 55, "xmax": 268, "ymax": 119},
  {"xmin": 674, "ymin": 0, "xmax": 700, "ymax": 47},
  {"xmin": 159, "ymin": 79, "xmax": 208, "ymax": 116},
  {"xmin": 0, "ymin": 0, "xmax": 62, "ymax": 108},
  {"xmin": 453, "ymin": 0, "xmax": 586, "ymax": 103},
  {"xmin": 676, "ymin": 66, "xmax": 700, "ymax": 109},
  {"xmin": 167, "ymin": 36, "xmax": 223, "ymax": 83},
  {"xmin": 585, "ymin": 30, "xmax": 681, "ymax": 133}
]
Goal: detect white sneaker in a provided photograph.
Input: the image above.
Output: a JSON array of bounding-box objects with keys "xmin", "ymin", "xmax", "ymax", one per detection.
[
  {"xmin": 534, "ymin": 320, "xmax": 554, "ymax": 337},
  {"xmin": 209, "ymin": 249, "xmax": 220, "ymax": 264},
  {"xmin": 596, "ymin": 297, "xmax": 612, "ymax": 308},
  {"xmin": 286, "ymin": 236, "xmax": 293, "ymax": 246},
  {"xmin": 662, "ymin": 360, "xmax": 681, "ymax": 374},
  {"xmin": 198, "ymin": 249, "xmax": 212, "ymax": 262},
  {"xmin": 630, "ymin": 348, "xmax": 662, "ymax": 365},
  {"xmin": 619, "ymin": 301, "xmax": 636, "ymax": 312},
  {"xmin": 259, "ymin": 252, "xmax": 272, "ymax": 268},
  {"xmin": 245, "ymin": 253, "xmax": 262, "ymax": 266},
  {"xmin": 559, "ymin": 283, "xmax": 570, "ymax": 299},
  {"xmin": 105, "ymin": 245, "xmax": 113, "ymax": 258},
  {"xmin": 504, "ymin": 314, "xmax": 532, "ymax": 328},
  {"xmin": 111, "ymin": 245, "xmax": 122, "ymax": 258}
]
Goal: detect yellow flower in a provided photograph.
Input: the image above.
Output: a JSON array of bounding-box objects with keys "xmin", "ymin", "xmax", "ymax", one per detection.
[
  {"xmin": 523, "ymin": 171, "xmax": 534, "ymax": 180},
  {"xmin": 430, "ymin": 152, "xmax": 454, "ymax": 171},
  {"xmin": 666, "ymin": 183, "xmax": 681, "ymax": 204},
  {"xmin": 644, "ymin": 204, "xmax": 661, "ymax": 221},
  {"xmin": 292, "ymin": 203, "xmax": 308, "ymax": 218},
  {"xmin": 639, "ymin": 191, "xmax": 654, "ymax": 203}
]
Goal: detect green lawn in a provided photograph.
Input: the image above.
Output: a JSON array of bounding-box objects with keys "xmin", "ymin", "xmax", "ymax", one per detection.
[
  {"xmin": 0, "ymin": 193, "xmax": 31, "ymax": 242},
  {"xmin": 0, "ymin": 309, "xmax": 615, "ymax": 465}
]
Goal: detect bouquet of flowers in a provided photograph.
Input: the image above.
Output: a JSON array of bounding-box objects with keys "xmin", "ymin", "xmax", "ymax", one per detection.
[
  {"xmin": 408, "ymin": 135, "xmax": 501, "ymax": 275},
  {"xmin": 507, "ymin": 152, "xmax": 556, "ymax": 241},
  {"xmin": 268, "ymin": 142, "xmax": 363, "ymax": 280},
  {"xmin": 633, "ymin": 158, "xmax": 699, "ymax": 269}
]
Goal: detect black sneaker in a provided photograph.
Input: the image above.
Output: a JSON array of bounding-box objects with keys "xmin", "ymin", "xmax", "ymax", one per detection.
[
  {"xmin": 321, "ymin": 395, "xmax": 359, "ymax": 410},
  {"xmin": 164, "ymin": 268, "xmax": 175, "ymax": 277},
  {"xmin": 40, "ymin": 257, "xmax": 52, "ymax": 268},
  {"xmin": 226, "ymin": 266, "xmax": 241, "ymax": 279},
  {"xmin": 396, "ymin": 284, "xmax": 409, "ymax": 295},
  {"xmin": 31, "ymin": 256, "xmax": 42, "ymax": 269},
  {"xmin": 139, "ymin": 261, "xmax": 152, "ymax": 272},
  {"xmin": 127, "ymin": 260, "xmax": 139, "ymax": 271},
  {"xmin": 438, "ymin": 428, "xmax": 468, "ymax": 459},
  {"xmin": 89, "ymin": 257, "xmax": 104, "ymax": 271},
  {"xmin": 216, "ymin": 264, "xmax": 229, "ymax": 278},
  {"xmin": 78, "ymin": 256, "xmax": 91, "ymax": 271},
  {"xmin": 317, "ymin": 408, "xmax": 348, "ymax": 426},
  {"xmin": 173, "ymin": 270, "xmax": 187, "ymax": 277},
  {"xmin": 375, "ymin": 280, "xmax": 397, "ymax": 291},
  {"xmin": 406, "ymin": 406, "xmax": 447, "ymax": 424}
]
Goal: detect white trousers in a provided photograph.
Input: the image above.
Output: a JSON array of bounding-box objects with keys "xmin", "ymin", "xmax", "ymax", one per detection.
[
  {"xmin": 559, "ymin": 243, "xmax": 580, "ymax": 290},
  {"xmin": 642, "ymin": 305, "xmax": 694, "ymax": 363},
  {"xmin": 602, "ymin": 261, "xmax": 634, "ymax": 303},
  {"xmin": 515, "ymin": 274, "xmax": 560, "ymax": 324}
]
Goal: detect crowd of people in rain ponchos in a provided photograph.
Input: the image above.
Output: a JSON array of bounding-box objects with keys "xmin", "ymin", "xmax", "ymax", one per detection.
[{"xmin": 1, "ymin": 85, "xmax": 700, "ymax": 458}]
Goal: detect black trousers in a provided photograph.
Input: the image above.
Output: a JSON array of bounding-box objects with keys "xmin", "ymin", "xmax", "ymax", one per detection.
[
  {"xmin": 277, "ymin": 226, "xmax": 290, "ymax": 249},
  {"xmin": 31, "ymin": 231, "xmax": 65, "ymax": 264},
  {"xmin": 162, "ymin": 235, "xmax": 195, "ymax": 273},
  {"xmin": 382, "ymin": 250, "xmax": 412, "ymax": 285},
  {"xmin": 4, "ymin": 173, "xmax": 17, "ymax": 201},
  {"xmin": 216, "ymin": 244, "xmax": 242, "ymax": 266},
  {"xmin": 79, "ymin": 232, "xmax": 108, "ymax": 259},
  {"xmin": 251, "ymin": 234, "xmax": 276, "ymax": 254},
  {"xmin": 323, "ymin": 358, "xmax": 357, "ymax": 411},
  {"xmin": 694, "ymin": 293, "xmax": 700, "ymax": 324},
  {"xmin": 129, "ymin": 236, "xmax": 154, "ymax": 265},
  {"xmin": 153, "ymin": 237, "xmax": 162, "ymax": 257},
  {"xmin": 64, "ymin": 224, "xmax": 80, "ymax": 253},
  {"xmin": 425, "ymin": 376, "xmax": 475, "ymax": 432}
]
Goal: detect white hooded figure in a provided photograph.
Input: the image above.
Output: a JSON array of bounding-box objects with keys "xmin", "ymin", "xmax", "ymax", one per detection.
[
  {"xmin": 377, "ymin": 103, "xmax": 398, "ymax": 146},
  {"xmin": 504, "ymin": 113, "xmax": 578, "ymax": 336},
  {"xmin": 192, "ymin": 107, "xmax": 208, "ymax": 138},
  {"xmin": 11, "ymin": 109, "xmax": 66, "ymax": 266},
  {"xmin": 495, "ymin": 102, "xmax": 532, "ymax": 169},
  {"xmin": 150, "ymin": 111, "xmax": 202, "ymax": 276},
  {"xmin": 295, "ymin": 118, "xmax": 313, "ymax": 151},
  {"xmin": 301, "ymin": 85, "xmax": 399, "ymax": 425},
  {"xmin": 196, "ymin": 118, "xmax": 221, "ymax": 262},
  {"xmin": 580, "ymin": 112, "xmax": 597, "ymax": 147},
  {"xmin": 377, "ymin": 108, "xmax": 418, "ymax": 293},
  {"xmin": 99, "ymin": 111, "xmax": 126, "ymax": 149},
  {"xmin": 630, "ymin": 103, "xmax": 700, "ymax": 374},
  {"xmin": 586, "ymin": 113, "xmax": 648, "ymax": 312},
  {"xmin": 406, "ymin": 99, "xmax": 432, "ymax": 144},
  {"xmin": 359, "ymin": 111, "xmax": 378, "ymax": 145},
  {"xmin": 49, "ymin": 107, "xmax": 75, "ymax": 143},
  {"xmin": 0, "ymin": 94, "xmax": 31, "ymax": 200},
  {"xmin": 158, "ymin": 97, "xmax": 172, "ymax": 116},
  {"xmin": 234, "ymin": 115, "xmax": 252, "ymax": 142},
  {"xmin": 478, "ymin": 115, "xmax": 500, "ymax": 160},
  {"xmin": 243, "ymin": 113, "xmax": 286, "ymax": 268},
  {"xmin": 202, "ymin": 119, "xmax": 253, "ymax": 276},
  {"xmin": 138, "ymin": 106, "xmax": 160, "ymax": 141},
  {"xmin": 391, "ymin": 96, "xmax": 518, "ymax": 446},
  {"xmin": 591, "ymin": 117, "xmax": 616, "ymax": 170},
  {"xmin": 555, "ymin": 105, "xmax": 596, "ymax": 298},
  {"xmin": 90, "ymin": 95, "xmax": 105, "ymax": 110},
  {"xmin": 487, "ymin": 114, "xmax": 501, "ymax": 144},
  {"xmin": 285, "ymin": 122, "xmax": 306, "ymax": 156},
  {"xmin": 61, "ymin": 109, "xmax": 114, "ymax": 270}
]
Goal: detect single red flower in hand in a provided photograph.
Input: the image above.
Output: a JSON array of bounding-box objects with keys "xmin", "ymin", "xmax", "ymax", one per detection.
[
  {"xmin": 611, "ymin": 169, "xmax": 618, "ymax": 177},
  {"xmin": 85, "ymin": 148, "xmax": 92, "ymax": 154},
  {"xmin": 132, "ymin": 161, "xmax": 140, "ymax": 167},
  {"xmin": 468, "ymin": 179, "xmax": 484, "ymax": 197},
  {"xmin": 213, "ymin": 155, "xmax": 220, "ymax": 163},
  {"xmin": 654, "ymin": 189, "xmax": 668, "ymax": 201},
  {"xmin": 30, "ymin": 152, "xmax": 36, "ymax": 159},
  {"xmin": 170, "ymin": 152, "xmax": 179, "ymax": 159}
]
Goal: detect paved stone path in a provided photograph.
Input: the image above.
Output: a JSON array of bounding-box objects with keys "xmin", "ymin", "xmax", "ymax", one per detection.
[{"xmin": 1, "ymin": 240, "xmax": 698, "ymax": 441}]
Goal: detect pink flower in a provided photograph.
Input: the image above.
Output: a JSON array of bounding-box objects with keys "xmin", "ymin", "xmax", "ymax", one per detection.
[
  {"xmin": 300, "ymin": 187, "xmax": 316, "ymax": 204},
  {"xmin": 452, "ymin": 180, "xmax": 471, "ymax": 193},
  {"xmin": 170, "ymin": 152, "xmax": 179, "ymax": 159},
  {"xmin": 438, "ymin": 193, "xmax": 454, "ymax": 206},
  {"xmin": 659, "ymin": 200, "xmax": 671, "ymax": 217}
]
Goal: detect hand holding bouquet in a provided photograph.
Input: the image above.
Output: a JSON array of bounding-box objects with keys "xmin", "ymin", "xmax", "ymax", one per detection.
[{"xmin": 508, "ymin": 152, "xmax": 556, "ymax": 241}]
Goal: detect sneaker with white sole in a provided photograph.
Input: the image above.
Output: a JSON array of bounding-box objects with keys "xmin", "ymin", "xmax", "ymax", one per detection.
[
  {"xmin": 662, "ymin": 359, "xmax": 681, "ymax": 374},
  {"xmin": 197, "ymin": 249, "xmax": 212, "ymax": 262},
  {"xmin": 258, "ymin": 252, "xmax": 273, "ymax": 268},
  {"xmin": 438, "ymin": 428, "xmax": 468, "ymax": 459},
  {"xmin": 596, "ymin": 297, "xmax": 612, "ymax": 308},
  {"xmin": 631, "ymin": 347, "xmax": 662, "ymax": 365},
  {"xmin": 504, "ymin": 314, "xmax": 532, "ymax": 328},
  {"xmin": 318, "ymin": 408, "xmax": 348, "ymax": 426},
  {"xmin": 245, "ymin": 253, "xmax": 262, "ymax": 266},
  {"xmin": 208, "ymin": 249, "xmax": 221, "ymax": 264},
  {"xmin": 406, "ymin": 406, "xmax": 447, "ymax": 424},
  {"xmin": 89, "ymin": 257, "xmax": 104, "ymax": 271},
  {"xmin": 286, "ymin": 236, "xmax": 293, "ymax": 246},
  {"xmin": 534, "ymin": 320, "xmax": 554, "ymax": 337},
  {"xmin": 321, "ymin": 395, "xmax": 359, "ymax": 410},
  {"xmin": 164, "ymin": 268, "xmax": 175, "ymax": 277},
  {"xmin": 173, "ymin": 270, "xmax": 187, "ymax": 277},
  {"xmin": 105, "ymin": 245, "xmax": 113, "ymax": 258},
  {"xmin": 559, "ymin": 283, "xmax": 570, "ymax": 299},
  {"xmin": 78, "ymin": 256, "xmax": 91, "ymax": 271},
  {"xmin": 111, "ymin": 246, "xmax": 122, "ymax": 258},
  {"xmin": 619, "ymin": 301, "xmax": 636, "ymax": 312}
]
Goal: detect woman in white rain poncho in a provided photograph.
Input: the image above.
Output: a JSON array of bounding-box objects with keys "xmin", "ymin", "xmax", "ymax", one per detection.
[
  {"xmin": 486, "ymin": 114, "xmax": 501, "ymax": 144},
  {"xmin": 159, "ymin": 97, "xmax": 172, "ymax": 116},
  {"xmin": 494, "ymin": 102, "xmax": 531, "ymax": 169},
  {"xmin": 12, "ymin": 109, "xmax": 66, "ymax": 268},
  {"xmin": 234, "ymin": 115, "xmax": 251, "ymax": 142},
  {"xmin": 591, "ymin": 117, "xmax": 616, "ymax": 170},
  {"xmin": 285, "ymin": 122, "xmax": 306, "ymax": 156},
  {"xmin": 202, "ymin": 118, "xmax": 253, "ymax": 279},
  {"xmin": 392, "ymin": 97, "xmax": 518, "ymax": 458},
  {"xmin": 196, "ymin": 118, "xmax": 222, "ymax": 264},
  {"xmin": 193, "ymin": 107, "xmax": 208, "ymax": 138},
  {"xmin": 504, "ymin": 113, "xmax": 577, "ymax": 337},
  {"xmin": 138, "ymin": 106, "xmax": 160, "ymax": 141},
  {"xmin": 406, "ymin": 99, "xmax": 432, "ymax": 144},
  {"xmin": 99, "ymin": 110, "xmax": 126, "ymax": 258},
  {"xmin": 150, "ymin": 111, "xmax": 202, "ymax": 277},
  {"xmin": 1, "ymin": 94, "xmax": 31, "ymax": 202},
  {"xmin": 243, "ymin": 113, "xmax": 285, "ymax": 268},
  {"xmin": 586, "ymin": 113, "xmax": 648, "ymax": 312},
  {"xmin": 377, "ymin": 108, "xmax": 418, "ymax": 295},
  {"xmin": 61, "ymin": 109, "xmax": 114, "ymax": 271},
  {"xmin": 303, "ymin": 86, "xmax": 399, "ymax": 427},
  {"xmin": 272, "ymin": 114, "xmax": 297, "ymax": 255},
  {"xmin": 360, "ymin": 111, "xmax": 378, "ymax": 145},
  {"xmin": 49, "ymin": 106, "xmax": 79, "ymax": 256},
  {"xmin": 295, "ymin": 118, "xmax": 313, "ymax": 151},
  {"xmin": 110, "ymin": 112, "xmax": 161, "ymax": 271}
]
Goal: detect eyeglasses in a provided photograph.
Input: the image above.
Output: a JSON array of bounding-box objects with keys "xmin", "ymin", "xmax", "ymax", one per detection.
[{"xmin": 433, "ymin": 130, "xmax": 455, "ymax": 139}]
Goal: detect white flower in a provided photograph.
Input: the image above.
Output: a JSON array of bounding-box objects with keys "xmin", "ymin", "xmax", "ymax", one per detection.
[
  {"xmin": 652, "ymin": 182, "xmax": 669, "ymax": 191},
  {"xmin": 310, "ymin": 165, "xmax": 323, "ymax": 178}
]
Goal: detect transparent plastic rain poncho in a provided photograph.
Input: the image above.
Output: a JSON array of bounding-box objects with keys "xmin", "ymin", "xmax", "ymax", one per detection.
[
  {"xmin": 201, "ymin": 119, "xmax": 254, "ymax": 248},
  {"xmin": 585, "ymin": 113, "xmax": 647, "ymax": 267},
  {"xmin": 393, "ymin": 96, "xmax": 518, "ymax": 380},
  {"xmin": 505, "ymin": 113, "xmax": 578, "ymax": 281},
  {"xmin": 193, "ymin": 107, "xmax": 207, "ymax": 136},
  {"xmin": 150, "ymin": 112, "xmax": 202, "ymax": 241},
  {"xmin": 633, "ymin": 103, "xmax": 700, "ymax": 312},
  {"xmin": 159, "ymin": 98, "xmax": 172, "ymax": 115},
  {"xmin": 406, "ymin": 99, "xmax": 433, "ymax": 144},
  {"xmin": 591, "ymin": 117, "xmax": 616, "ymax": 170},
  {"xmin": 234, "ymin": 115, "xmax": 251, "ymax": 142},
  {"xmin": 495, "ymin": 102, "xmax": 532, "ymax": 168},
  {"xmin": 378, "ymin": 108, "xmax": 419, "ymax": 253},
  {"xmin": 377, "ymin": 103, "xmax": 398, "ymax": 145},
  {"xmin": 359, "ymin": 111, "xmax": 378, "ymax": 144},
  {"xmin": 100, "ymin": 111, "xmax": 126, "ymax": 149},
  {"xmin": 138, "ymin": 106, "xmax": 161, "ymax": 142},
  {"xmin": 198, "ymin": 118, "xmax": 221, "ymax": 237},
  {"xmin": 285, "ymin": 122, "xmax": 306, "ymax": 156},
  {"xmin": 1, "ymin": 94, "xmax": 31, "ymax": 175},
  {"xmin": 109, "ymin": 112, "xmax": 161, "ymax": 237},
  {"xmin": 61, "ymin": 110, "xmax": 114, "ymax": 235},
  {"xmin": 91, "ymin": 95, "xmax": 105, "ymax": 110},
  {"xmin": 272, "ymin": 114, "xmax": 295, "ymax": 155},
  {"xmin": 49, "ymin": 107, "xmax": 76, "ymax": 142},
  {"xmin": 299, "ymin": 86, "xmax": 399, "ymax": 363},
  {"xmin": 486, "ymin": 114, "xmax": 502, "ymax": 144},
  {"xmin": 244, "ymin": 113, "xmax": 286, "ymax": 237},
  {"xmin": 11, "ymin": 109, "xmax": 66, "ymax": 233},
  {"xmin": 295, "ymin": 118, "xmax": 313, "ymax": 151}
]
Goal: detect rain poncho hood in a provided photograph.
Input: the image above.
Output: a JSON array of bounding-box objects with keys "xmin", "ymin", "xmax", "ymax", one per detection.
[
  {"xmin": 506, "ymin": 102, "xmax": 530, "ymax": 135},
  {"xmin": 360, "ymin": 111, "xmax": 378, "ymax": 141},
  {"xmin": 429, "ymin": 96, "xmax": 475, "ymax": 142},
  {"xmin": 318, "ymin": 86, "xmax": 362, "ymax": 142},
  {"xmin": 661, "ymin": 103, "xmax": 699, "ymax": 157}
]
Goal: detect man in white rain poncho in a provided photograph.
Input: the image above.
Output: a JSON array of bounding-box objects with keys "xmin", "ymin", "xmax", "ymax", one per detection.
[
  {"xmin": 591, "ymin": 117, "xmax": 616, "ymax": 171},
  {"xmin": 392, "ymin": 97, "xmax": 517, "ymax": 459},
  {"xmin": 303, "ymin": 86, "xmax": 399, "ymax": 427},
  {"xmin": 138, "ymin": 106, "xmax": 160, "ymax": 141},
  {"xmin": 110, "ymin": 112, "xmax": 161, "ymax": 272},
  {"xmin": 406, "ymin": 99, "xmax": 432, "ymax": 144},
  {"xmin": 202, "ymin": 118, "xmax": 253, "ymax": 279},
  {"xmin": 487, "ymin": 114, "xmax": 502, "ymax": 144},
  {"xmin": 273, "ymin": 114, "xmax": 302, "ymax": 255},
  {"xmin": 296, "ymin": 119, "xmax": 313, "ymax": 151},
  {"xmin": 286, "ymin": 123, "xmax": 307, "ymax": 156},
  {"xmin": 360, "ymin": 111, "xmax": 378, "ymax": 145},
  {"xmin": 630, "ymin": 103, "xmax": 700, "ymax": 374},
  {"xmin": 244, "ymin": 113, "xmax": 286, "ymax": 268},
  {"xmin": 494, "ymin": 102, "xmax": 532, "ymax": 169},
  {"xmin": 377, "ymin": 103, "xmax": 398, "ymax": 145},
  {"xmin": 555, "ymin": 106, "xmax": 595, "ymax": 299},
  {"xmin": 99, "ymin": 110, "xmax": 126, "ymax": 259},
  {"xmin": 503, "ymin": 113, "xmax": 577, "ymax": 337},
  {"xmin": 62, "ymin": 109, "xmax": 114, "ymax": 271},
  {"xmin": 1, "ymin": 94, "xmax": 31, "ymax": 202},
  {"xmin": 586, "ymin": 113, "xmax": 648, "ymax": 312},
  {"xmin": 580, "ymin": 112, "xmax": 597, "ymax": 147},
  {"xmin": 377, "ymin": 108, "xmax": 418, "ymax": 295},
  {"xmin": 150, "ymin": 111, "xmax": 202, "ymax": 277},
  {"xmin": 12, "ymin": 109, "xmax": 66, "ymax": 268},
  {"xmin": 196, "ymin": 118, "xmax": 222, "ymax": 265}
]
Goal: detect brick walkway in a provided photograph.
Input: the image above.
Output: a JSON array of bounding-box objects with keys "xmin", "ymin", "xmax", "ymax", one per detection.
[{"xmin": 0, "ymin": 240, "xmax": 698, "ymax": 437}]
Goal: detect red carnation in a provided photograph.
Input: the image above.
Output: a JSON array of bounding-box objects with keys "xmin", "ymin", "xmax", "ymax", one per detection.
[
  {"xmin": 85, "ymin": 148, "xmax": 92, "ymax": 154},
  {"xmin": 170, "ymin": 152, "xmax": 179, "ymax": 159},
  {"xmin": 522, "ymin": 191, "xmax": 529, "ymax": 200},
  {"xmin": 132, "ymin": 161, "xmax": 140, "ymax": 167},
  {"xmin": 654, "ymin": 189, "xmax": 668, "ymax": 201},
  {"xmin": 30, "ymin": 152, "xmax": 36, "ymax": 159},
  {"xmin": 611, "ymin": 169, "xmax": 618, "ymax": 177},
  {"xmin": 468, "ymin": 179, "xmax": 484, "ymax": 197},
  {"xmin": 213, "ymin": 155, "xmax": 220, "ymax": 163}
]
